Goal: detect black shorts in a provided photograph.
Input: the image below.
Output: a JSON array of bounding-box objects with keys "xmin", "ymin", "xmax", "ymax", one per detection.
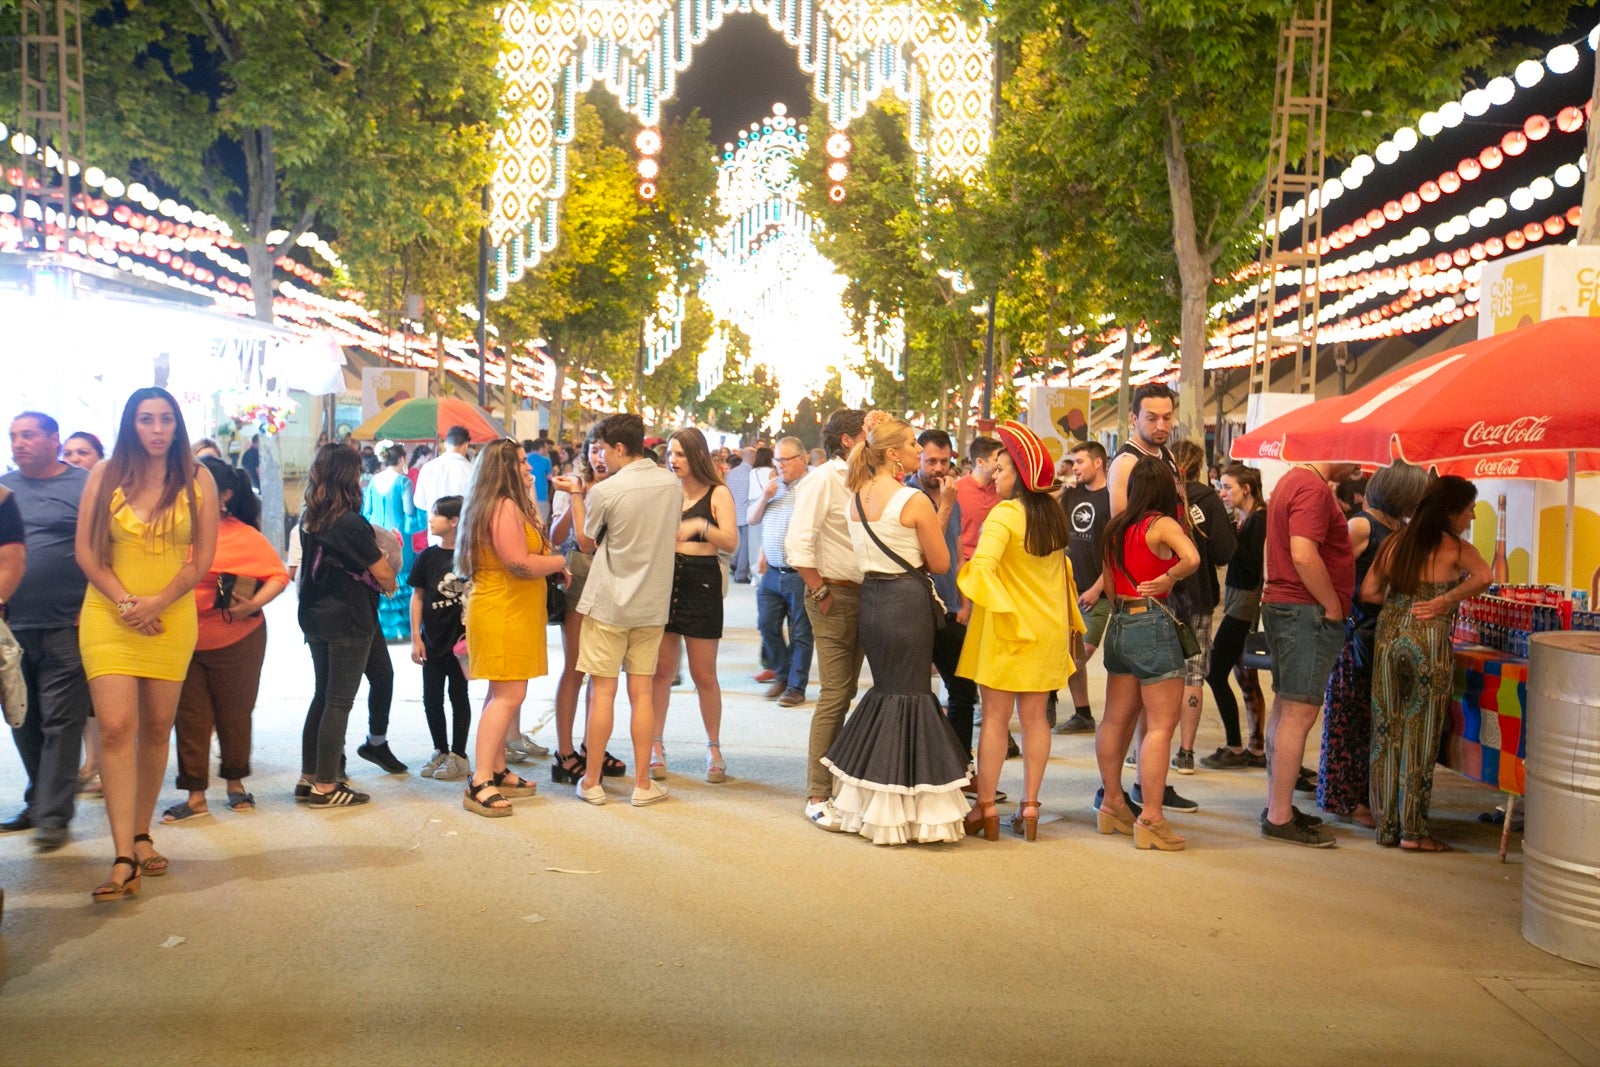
[{"xmin": 665, "ymin": 554, "xmax": 724, "ymax": 640}]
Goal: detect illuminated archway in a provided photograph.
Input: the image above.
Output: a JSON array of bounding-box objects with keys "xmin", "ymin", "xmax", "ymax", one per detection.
[{"xmin": 489, "ymin": 0, "xmax": 993, "ymax": 297}]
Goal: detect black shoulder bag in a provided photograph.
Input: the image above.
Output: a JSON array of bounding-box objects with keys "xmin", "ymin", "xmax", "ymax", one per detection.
[{"xmin": 854, "ymin": 492, "xmax": 946, "ymax": 630}]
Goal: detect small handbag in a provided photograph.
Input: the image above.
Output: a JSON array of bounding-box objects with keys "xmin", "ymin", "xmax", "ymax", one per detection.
[
  {"xmin": 1240, "ymin": 627, "xmax": 1274, "ymax": 671},
  {"xmin": 854, "ymin": 492, "xmax": 947, "ymax": 631},
  {"xmin": 546, "ymin": 579, "xmax": 567, "ymax": 625},
  {"xmin": 1149, "ymin": 595, "xmax": 1203, "ymax": 660}
]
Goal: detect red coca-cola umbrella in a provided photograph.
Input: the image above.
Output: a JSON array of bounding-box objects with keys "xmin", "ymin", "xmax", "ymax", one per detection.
[
  {"xmin": 1231, "ymin": 316, "xmax": 1600, "ymax": 478},
  {"xmin": 1231, "ymin": 315, "xmax": 1600, "ymax": 586}
]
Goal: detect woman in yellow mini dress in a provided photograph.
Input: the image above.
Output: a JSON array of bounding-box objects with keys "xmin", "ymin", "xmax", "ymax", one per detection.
[
  {"xmin": 76, "ymin": 388, "xmax": 218, "ymax": 900},
  {"xmin": 456, "ymin": 440, "xmax": 567, "ymax": 817},
  {"xmin": 957, "ymin": 421, "xmax": 1084, "ymax": 842}
]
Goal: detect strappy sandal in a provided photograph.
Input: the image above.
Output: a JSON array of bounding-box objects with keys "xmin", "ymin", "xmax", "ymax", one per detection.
[
  {"xmin": 92, "ymin": 856, "xmax": 141, "ymax": 902},
  {"xmin": 226, "ymin": 791, "xmax": 255, "ymax": 812},
  {"xmin": 705, "ymin": 741, "xmax": 727, "ymax": 784},
  {"xmin": 649, "ymin": 737, "xmax": 667, "ymax": 781},
  {"xmin": 463, "ymin": 779, "xmax": 513, "ymax": 818},
  {"xmin": 1011, "ymin": 799, "xmax": 1041, "ymax": 842},
  {"xmin": 551, "ymin": 751, "xmax": 585, "ymax": 785},
  {"xmin": 579, "ymin": 743, "xmax": 626, "ymax": 778},
  {"xmin": 491, "ymin": 769, "xmax": 538, "ymax": 798},
  {"xmin": 132, "ymin": 833, "xmax": 168, "ymax": 877}
]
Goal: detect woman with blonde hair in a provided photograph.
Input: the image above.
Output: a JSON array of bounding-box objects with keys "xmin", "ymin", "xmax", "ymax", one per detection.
[
  {"xmin": 76, "ymin": 387, "xmax": 219, "ymax": 900},
  {"xmin": 957, "ymin": 420, "xmax": 1085, "ymax": 841},
  {"xmin": 457, "ymin": 439, "xmax": 568, "ymax": 817},
  {"xmin": 649, "ymin": 427, "xmax": 740, "ymax": 782},
  {"xmin": 820, "ymin": 412, "xmax": 970, "ymax": 845}
]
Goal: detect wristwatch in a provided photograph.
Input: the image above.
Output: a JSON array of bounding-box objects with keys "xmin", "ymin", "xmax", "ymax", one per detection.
[{"xmin": 807, "ymin": 584, "xmax": 831, "ymax": 603}]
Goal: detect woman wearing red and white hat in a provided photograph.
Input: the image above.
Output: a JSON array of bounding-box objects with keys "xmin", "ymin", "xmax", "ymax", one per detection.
[{"xmin": 956, "ymin": 420, "xmax": 1086, "ymax": 841}]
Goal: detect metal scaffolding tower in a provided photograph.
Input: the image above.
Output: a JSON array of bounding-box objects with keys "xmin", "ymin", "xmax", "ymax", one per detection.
[
  {"xmin": 18, "ymin": 0, "xmax": 88, "ymax": 250},
  {"xmin": 1249, "ymin": 0, "xmax": 1332, "ymax": 395}
]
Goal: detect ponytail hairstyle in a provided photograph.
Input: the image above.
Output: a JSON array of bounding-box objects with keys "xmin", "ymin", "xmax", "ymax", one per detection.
[
  {"xmin": 1220, "ymin": 462, "xmax": 1264, "ymax": 512},
  {"xmin": 845, "ymin": 412, "xmax": 914, "ymax": 491},
  {"xmin": 1101, "ymin": 454, "xmax": 1183, "ymax": 586},
  {"xmin": 198, "ymin": 455, "xmax": 261, "ymax": 529},
  {"xmin": 87, "ymin": 387, "xmax": 198, "ymax": 567}
]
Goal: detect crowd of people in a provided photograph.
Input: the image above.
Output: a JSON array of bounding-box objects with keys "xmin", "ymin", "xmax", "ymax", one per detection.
[{"xmin": 0, "ymin": 381, "xmax": 1497, "ymax": 900}]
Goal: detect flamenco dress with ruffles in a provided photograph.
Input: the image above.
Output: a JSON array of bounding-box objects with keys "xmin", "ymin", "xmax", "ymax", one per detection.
[
  {"xmin": 822, "ymin": 486, "xmax": 971, "ymax": 845},
  {"xmin": 79, "ymin": 485, "xmax": 202, "ymax": 681},
  {"xmin": 363, "ymin": 468, "xmax": 423, "ymax": 640}
]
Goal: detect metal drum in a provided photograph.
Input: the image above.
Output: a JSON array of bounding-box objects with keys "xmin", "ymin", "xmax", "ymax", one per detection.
[{"xmin": 1523, "ymin": 632, "xmax": 1600, "ymax": 966}]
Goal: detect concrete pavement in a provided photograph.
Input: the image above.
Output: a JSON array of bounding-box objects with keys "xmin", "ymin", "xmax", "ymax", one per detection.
[{"xmin": 0, "ymin": 582, "xmax": 1593, "ymax": 1065}]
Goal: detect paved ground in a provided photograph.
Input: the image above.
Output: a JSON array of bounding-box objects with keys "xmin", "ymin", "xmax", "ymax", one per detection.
[{"xmin": 1, "ymin": 583, "xmax": 1595, "ymax": 1065}]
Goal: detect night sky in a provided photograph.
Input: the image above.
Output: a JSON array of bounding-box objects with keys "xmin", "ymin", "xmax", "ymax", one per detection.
[{"xmin": 663, "ymin": 13, "xmax": 812, "ymax": 149}]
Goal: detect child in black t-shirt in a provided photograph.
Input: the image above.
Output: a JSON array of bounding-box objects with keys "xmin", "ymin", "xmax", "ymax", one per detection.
[{"xmin": 409, "ymin": 496, "xmax": 472, "ymax": 781}]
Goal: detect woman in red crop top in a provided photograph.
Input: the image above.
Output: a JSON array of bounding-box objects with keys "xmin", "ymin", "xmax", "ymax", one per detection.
[{"xmin": 1095, "ymin": 455, "xmax": 1200, "ymax": 852}]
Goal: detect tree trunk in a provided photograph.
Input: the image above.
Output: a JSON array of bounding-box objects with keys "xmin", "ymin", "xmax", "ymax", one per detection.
[
  {"xmin": 1582, "ymin": 55, "xmax": 1600, "ymax": 245},
  {"xmin": 1161, "ymin": 104, "xmax": 1213, "ymax": 443},
  {"xmin": 549, "ymin": 349, "xmax": 568, "ymax": 444},
  {"xmin": 1117, "ymin": 323, "xmax": 1134, "ymax": 440},
  {"xmin": 240, "ymin": 126, "xmax": 288, "ymax": 552}
]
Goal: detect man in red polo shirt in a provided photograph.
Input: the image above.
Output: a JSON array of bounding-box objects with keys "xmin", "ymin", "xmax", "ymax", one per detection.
[{"xmin": 955, "ymin": 437, "xmax": 1002, "ymax": 564}]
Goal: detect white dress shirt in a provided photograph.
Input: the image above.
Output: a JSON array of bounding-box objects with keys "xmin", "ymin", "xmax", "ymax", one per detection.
[{"xmin": 784, "ymin": 457, "xmax": 864, "ymax": 583}]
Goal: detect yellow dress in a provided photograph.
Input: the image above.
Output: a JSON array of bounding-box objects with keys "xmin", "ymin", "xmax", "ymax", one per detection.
[
  {"xmin": 464, "ymin": 520, "xmax": 549, "ymax": 682},
  {"xmin": 956, "ymin": 499, "xmax": 1086, "ymax": 693},
  {"xmin": 80, "ymin": 485, "xmax": 203, "ymax": 682}
]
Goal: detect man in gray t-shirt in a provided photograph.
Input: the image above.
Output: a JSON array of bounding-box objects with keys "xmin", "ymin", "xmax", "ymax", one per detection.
[
  {"xmin": 1, "ymin": 412, "xmax": 92, "ymax": 850},
  {"xmin": 573, "ymin": 413, "xmax": 681, "ymax": 807}
]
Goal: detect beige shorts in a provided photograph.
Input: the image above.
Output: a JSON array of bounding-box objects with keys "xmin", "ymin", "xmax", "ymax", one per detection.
[{"xmin": 577, "ymin": 617, "xmax": 665, "ymax": 678}]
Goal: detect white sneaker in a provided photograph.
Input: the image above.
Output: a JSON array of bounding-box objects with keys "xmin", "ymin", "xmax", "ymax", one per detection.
[
  {"xmin": 805, "ymin": 798, "xmax": 844, "ymax": 832},
  {"xmin": 505, "ymin": 745, "xmax": 531, "ymax": 765},
  {"xmin": 575, "ymin": 780, "xmax": 606, "ymax": 805},
  {"xmin": 631, "ymin": 782, "xmax": 670, "ymax": 807},
  {"xmin": 419, "ymin": 750, "xmax": 447, "ymax": 778},
  {"xmin": 510, "ymin": 733, "xmax": 550, "ymax": 760},
  {"xmin": 433, "ymin": 753, "xmax": 470, "ymax": 781}
]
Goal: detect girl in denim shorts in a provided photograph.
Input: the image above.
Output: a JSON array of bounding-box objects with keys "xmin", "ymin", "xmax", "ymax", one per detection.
[{"xmin": 1094, "ymin": 456, "xmax": 1200, "ymax": 852}]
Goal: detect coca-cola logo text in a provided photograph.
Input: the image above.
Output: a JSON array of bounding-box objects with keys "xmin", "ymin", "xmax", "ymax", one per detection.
[
  {"xmin": 1473, "ymin": 458, "xmax": 1522, "ymax": 477},
  {"xmin": 1462, "ymin": 416, "xmax": 1551, "ymax": 449},
  {"xmin": 1258, "ymin": 441, "xmax": 1283, "ymax": 458}
]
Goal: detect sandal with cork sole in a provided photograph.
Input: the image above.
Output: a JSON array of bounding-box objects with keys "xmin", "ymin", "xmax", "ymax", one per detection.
[
  {"xmin": 464, "ymin": 780, "xmax": 513, "ymax": 818},
  {"xmin": 963, "ymin": 802, "xmax": 999, "ymax": 841},
  {"xmin": 1134, "ymin": 816, "xmax": 1187, "ymax": 852},
  {"xmin": 92, "ymin": 856, "xmax": 141, "ymax": 902}
]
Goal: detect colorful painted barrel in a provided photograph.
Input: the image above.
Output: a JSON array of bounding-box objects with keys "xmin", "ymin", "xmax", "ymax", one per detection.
[{"xmin": 1522, "ymin": 632, "xmax": 1600, "ymax": 966}]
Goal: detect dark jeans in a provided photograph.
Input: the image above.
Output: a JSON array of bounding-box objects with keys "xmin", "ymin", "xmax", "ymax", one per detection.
[
  {"xmin": 9, "ymin": 627, "xmax": 90, "ymax": 830},
  {"xmin": 422, "ymin": 653, "xmax": 470, "ymax": 757},
  {"xmin": 301, "ymin": 631, "xmax": 378, "ymax": 783},
  {"xmin": 758, "ymin": 567, "xmax": 813, "ymax": 690},
  {"xmin": 364, "ymin": 629, "xmax": 394, "ymax": 738},
  {"xmin": 731, "ymin": 524, "xmax": 753, "ymax": 581},
  {"xmin": 931, "ymin": 614, "xmax": 977, "ymax": 759},
  {"xmin": 1207, "ymin": 614, "xmax": 1252, "ymax": 748}
]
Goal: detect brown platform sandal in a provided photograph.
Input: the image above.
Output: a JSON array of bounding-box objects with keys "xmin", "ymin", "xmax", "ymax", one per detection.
[
  {"xmin": 963, "ymin": 802, "xmax": 1000, "ymax": 841},
  {"xmin": 464, "ymin": 779, "xmax": 513, "ymax": 818},
  {"xmin": 1011, "ymin": 799, "xmax": 1040, "ymax": 841},
  {"xmin": 132, "ymin": 833, "xmax": 168, "ymax": 876},
  {"xmin": 491, "ymin": 769, "xmax": 538, "ymax": 798},
  {"xmin": 92, "ymin": 856, "xmax": 141, "ymax": 902}
]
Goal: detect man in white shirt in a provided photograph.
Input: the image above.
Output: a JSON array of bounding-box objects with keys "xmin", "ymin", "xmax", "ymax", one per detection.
[
  {"xmin": 574, "ymin": 413, "xmax": 682, "ymax": 807},
  {"xmin": 784, "ymin": 408, "xmax": 866, "ymax": 830},
  {"xmin": 413, "ymin": 426, "xmax": 474, "ymax": 542}
]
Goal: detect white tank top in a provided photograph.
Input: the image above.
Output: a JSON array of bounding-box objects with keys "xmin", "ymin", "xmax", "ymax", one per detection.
[{"xmin": 849, "ymin": 485, "xmax": 924, "ymax": 572}]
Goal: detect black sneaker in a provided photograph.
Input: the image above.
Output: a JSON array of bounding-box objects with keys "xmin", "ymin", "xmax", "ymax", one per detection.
[
  {"xmin": 1262, "ymin": 813, "xmax": 1335, "ymax": 847},
  {"xmin": 1199, "ymin": 746, "xmax": 1253, "ymax": 769},
  {"xmin": 307, "ymin": 782, "xmax": 371, "ymax": 809},
  {"xmin": 1006, "ymin": 734, "xmax": 1021, "ymax": 759},
  {"xmin": 1131, "ymin": 784, "xmax": 1199, "ymax": 813},
  {"xmin": 1092, "ymin": 786, "xmax": 1142, "ymax": 819},
  {"xmin": 1295, "ymin": 769, "xmax": 1317, "ymax": 794},
  {"xmin": 1259, "ymin": 806, "xmax": 1324, "ymax": 828},
  {"xmin": 1245, "ymin": 749, "xmax": 1268, "ymax": 768},
  {"xmin": 1053, "ymin": 711, "xmax": 1096, "ymax": 735},
  {"xmin": 0, "ymin": 808, "xmax": 33, "ymax": 833},
  {"xmin": 357, "ymin": 742, "xmax": 409, "ymax": 774},
  {"xmin": 1171, "ymin": 748, "xmax": 1196, "ymax": 775},
  {"xmin": 33, "ymin": 824, "xmax": 67, "ymax": 852}
]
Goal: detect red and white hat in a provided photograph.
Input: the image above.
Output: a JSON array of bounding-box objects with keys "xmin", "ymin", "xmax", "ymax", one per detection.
[{"xmin": 996, "ymin": 420, "xmax": 1054, "ymax": 493}]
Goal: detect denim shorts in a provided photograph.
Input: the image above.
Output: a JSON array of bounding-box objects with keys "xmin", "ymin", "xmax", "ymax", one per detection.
[
  {"xmin": 1261, "ymin": 601, "xmax": 1345, "ymax": 705},
  {"xmin": 1102, "ymin": 607, "xmax": 1186, "ymax": 684}
]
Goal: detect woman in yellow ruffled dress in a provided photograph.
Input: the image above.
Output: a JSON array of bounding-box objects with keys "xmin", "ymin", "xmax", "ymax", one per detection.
[
  {"xmin": 957, "ymin": 421, "xmax": 1085, "ymax": 841},
  {"xmin": 76, "ymin": 388, "xmax": 218, "ymax": 901}
]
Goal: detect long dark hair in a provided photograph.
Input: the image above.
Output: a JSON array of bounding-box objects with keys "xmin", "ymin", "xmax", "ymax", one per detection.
[
  {"xmin": 199, "ymin": 455, "xmax": 260, "ymax": 529},
  {"xmin": 1101, "ymin": 455, "xmax": 1182, "ymax": 585},
  {"xmin": 1374, "ymin": 474, "xmax": 1475, "ymax": 597},
  {"xmin": 87, "ymin": 387, "xmax": 197, "ymax": 567},
  {"xmin": 302, "ymin": 444, "xmax": 363, "ymax": 534},
  {"xmin": 671, "ymin": 427, "xmax": 724, "ymax": 489}
]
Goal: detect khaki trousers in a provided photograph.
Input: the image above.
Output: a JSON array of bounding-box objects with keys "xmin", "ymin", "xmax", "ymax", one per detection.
[{"xmin": 804, "ymin": 584, "xmax": 863, "ymax": 798}]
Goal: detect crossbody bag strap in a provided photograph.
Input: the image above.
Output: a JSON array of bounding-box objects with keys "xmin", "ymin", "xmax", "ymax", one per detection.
[{"xmin": 853, "ymin": 492, "xmax": 919, "ymax": 574}]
